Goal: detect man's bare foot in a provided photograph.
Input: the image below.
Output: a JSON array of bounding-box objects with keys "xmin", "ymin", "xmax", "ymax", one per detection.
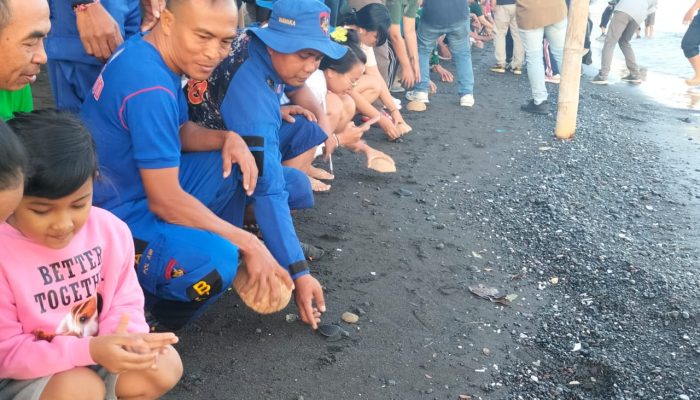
[
  {"xmin": 308, "ymin": 165, "xmax": 334, "ymax": 180},
  {"xmin": 365, "ymin": 148, "xmax": 396, "ymax": 173},
  {"xmin": 309, "ymin": 176, "xmax": 331, "ymax": 192},
  {"xmin": 685, "ymin": 77, "xmax": 700, "ymax": 86}
]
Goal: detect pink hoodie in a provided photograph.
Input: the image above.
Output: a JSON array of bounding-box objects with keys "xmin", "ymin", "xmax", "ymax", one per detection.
[{"xmin": 0, "ymin": 207, "xmax": 149, "ymax": 380}]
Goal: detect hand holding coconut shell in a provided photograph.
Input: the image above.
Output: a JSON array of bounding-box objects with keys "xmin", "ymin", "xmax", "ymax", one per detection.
[{"xmin": 233, "ymin": 262, "xmax": 293, "ymax": 314}]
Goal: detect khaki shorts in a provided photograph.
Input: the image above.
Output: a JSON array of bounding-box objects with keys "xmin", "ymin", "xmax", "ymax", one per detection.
[{"xmin": 0, "ymin": 366, "xmax": 118, "ymax": 400}]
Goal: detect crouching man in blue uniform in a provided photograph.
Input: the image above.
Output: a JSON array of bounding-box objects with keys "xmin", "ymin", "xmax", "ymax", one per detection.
[
  {"xmin": 79, "ymin": 0, "xmax": 294, "ymax": 330},
  {"xmin": 186, "ymin": 0, "xmax": 347, "ymax": 329}
]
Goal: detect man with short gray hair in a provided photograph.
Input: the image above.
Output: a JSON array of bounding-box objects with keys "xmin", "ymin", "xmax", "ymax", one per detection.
[
  {"xmin": 0, "ymin": 0, "xmax": 50, "ymax": 120},
  {"xmin": 0, "ymin": 0, "xmax": 50, "ymax": 91}
]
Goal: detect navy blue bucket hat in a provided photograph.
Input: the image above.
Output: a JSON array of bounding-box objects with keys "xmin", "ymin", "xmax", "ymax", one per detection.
[{"xmin": 250, "ymin": 0, "xmax": 347, "ymax": 59}]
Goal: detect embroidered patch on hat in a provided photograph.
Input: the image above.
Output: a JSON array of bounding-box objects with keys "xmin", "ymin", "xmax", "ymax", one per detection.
[
  {"xmin": 319, "ymin": 11, "xmax": 330, "ymax": 35},
  {"xmin": 278, "ymin": 16, "xmax": 296, "ymax": 26}
]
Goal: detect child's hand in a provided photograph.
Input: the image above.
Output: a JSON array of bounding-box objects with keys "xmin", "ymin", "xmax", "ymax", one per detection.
[
  {"xmin": 90, "ymin": 334, "xmax": 159, "ymax": 374},
  {"xmin": 116, "ymin": 314, "xmax": 179, "ymax": 355},
  {"xmin": 91, "ymin": 315, "xmax": 179, "ymax": 373}
]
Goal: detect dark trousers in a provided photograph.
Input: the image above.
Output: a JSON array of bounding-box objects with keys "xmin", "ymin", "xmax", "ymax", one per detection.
[
  {"xmin": 682, "ymin": 12, "xmax": 700, "ymax": 59},
  {"xmin": 600, "ymin": 5, "xmax": 614, "ymax": 29}
]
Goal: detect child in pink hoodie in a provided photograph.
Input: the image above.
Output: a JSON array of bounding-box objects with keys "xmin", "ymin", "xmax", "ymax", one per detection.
[{"xmin": 0, "ymin": 110, "xmax": 183, "ymax": 400}]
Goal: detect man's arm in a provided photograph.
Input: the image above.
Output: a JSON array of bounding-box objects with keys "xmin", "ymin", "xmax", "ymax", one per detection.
[
  {"xmin": 389, "ymin": 24, "xmax": 416, "ymax": 88},
  {"xmin": 684, "ymin": 0, "xmax": 700, "ymax": 24},
  {"xmin": 179, "ymin": 121, "xmax": 227, "ymax": 152},
  {"xmin": 221, "ymin": 81, "xmax": 326, "ymax": 329},
  {"xmin": 140, "ymin": 167, "xmax": 293, "ymax": 304},
  {"xmin": 74, "ymin": 1, "xmax": 124, "ymax": 61},
  {"xmin": 286, "ymin": 85, "xmax": 337, "ymax": 156},
  {"xmin": 179, "ymin": 121, "xmax": 258, "ymax": 194},
  {"xmin": 402, "ymin": 17, "xmax": 420, "ymax": 83},
  {"xmin": 286, "ymin": 85, "xmax": 332, "ymax": 134},
  {"xmin": 478, "ymin": 15, "xmax": 495, "ymax": 32}
]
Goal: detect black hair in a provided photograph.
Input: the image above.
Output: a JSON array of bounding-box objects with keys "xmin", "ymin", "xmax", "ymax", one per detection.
[
  {"xmin": 0, "ymin": 120, "xmax": 26, "ymax": 190},
  {"xmin": 7, "ymin": 109, "xmax": 98, "ymax": 199},
  {"xmin": 319, "ymin": 29, "xmax": 367, "ymax": 73},
  {"xmin": 339, "ymin": 3, "xmax": 391, "ymax": 47}
]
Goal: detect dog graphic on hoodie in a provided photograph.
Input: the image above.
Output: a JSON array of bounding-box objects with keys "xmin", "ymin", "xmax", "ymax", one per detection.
[{"xmin": 33, "ymin": 294, "xmax": 103, "ymax": 342}]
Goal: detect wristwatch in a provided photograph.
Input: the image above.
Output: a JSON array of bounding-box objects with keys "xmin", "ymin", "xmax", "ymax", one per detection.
[{"xmin": 72, "ymin": 0, "xmax": 97, "ymax": 11}]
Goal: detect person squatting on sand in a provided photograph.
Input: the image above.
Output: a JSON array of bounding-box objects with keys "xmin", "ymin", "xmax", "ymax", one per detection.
[
  {"xmin": 0, "ymin": 110, "xmax": 182, "ymax": 400},
  {"xmin": 79, "ymin": 0, "xmax": 302, "ymax": 332}
]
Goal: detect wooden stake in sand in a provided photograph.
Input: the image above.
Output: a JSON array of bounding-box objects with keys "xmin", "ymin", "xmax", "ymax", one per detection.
[{"xmin": 555, "ymin": 0, "xmax": 590, "ymax": 140}]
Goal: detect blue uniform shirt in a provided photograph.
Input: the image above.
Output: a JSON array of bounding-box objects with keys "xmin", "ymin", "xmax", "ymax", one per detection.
[
  {"xmin": 80, "ymin": 34, "xmax": 188, "ymax": 210},
  {"xmin": 46, "ymin": 0, "xmax": 141, "ymax": 65},
  {"xmin": 213, "ymin": 34, "xmax": 308, "ymax": 277}
]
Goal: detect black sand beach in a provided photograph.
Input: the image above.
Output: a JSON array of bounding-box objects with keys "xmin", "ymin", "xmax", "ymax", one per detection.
[{"xmin": 33, "ymin": 38, "xmax": 700, "ymax": 399}]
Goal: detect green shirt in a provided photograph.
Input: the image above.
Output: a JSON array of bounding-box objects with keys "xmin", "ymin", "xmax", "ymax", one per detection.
[
  {"xmin": 0, "ymin": 86, "xmax": 33, "ymax": 121},
  {"xmin": 386, "ymin": 0, "xmax": 418, "ymax": 24},
  {"xmin": 469, "ymin": 3, "xmax": 484, "ymax": 17}
]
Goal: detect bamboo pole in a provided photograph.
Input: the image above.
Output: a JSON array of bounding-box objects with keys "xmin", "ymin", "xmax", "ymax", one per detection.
[{"xmin": 555, "ymin": 0, "xmax": 590, "ymax": 139}]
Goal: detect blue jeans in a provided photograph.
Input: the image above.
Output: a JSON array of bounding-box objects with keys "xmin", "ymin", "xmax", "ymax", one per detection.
[
  {"xmin": 520, "ymin": 18, "xmax": 567, "ymax": 104},
  {"xmin": 415, "ymin": 19, "xmax": 474, "ymax": 97}
]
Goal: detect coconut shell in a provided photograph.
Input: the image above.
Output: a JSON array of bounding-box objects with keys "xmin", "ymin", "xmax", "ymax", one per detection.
[
  {"xmin": 233, "ymin": 263, "xmax": 293, "ymax": 314},
  {"xmin": 406, "ymin": 101, "xmax": 427, "ymax": 112}
]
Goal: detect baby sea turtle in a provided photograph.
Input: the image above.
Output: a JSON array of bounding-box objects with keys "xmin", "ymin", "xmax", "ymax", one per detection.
[{"xmin": 317, "ymin": 324, "xmax": 349, "ymax": 341}]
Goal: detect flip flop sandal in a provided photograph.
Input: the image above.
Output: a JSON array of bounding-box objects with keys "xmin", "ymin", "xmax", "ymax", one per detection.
[
  {"xmin": 300, "ymin": 241, "xmax": 325, "ymax": 261},
  {"xmin": 367, "ymin": 153, "xmax": 397, "ymax": 173}
]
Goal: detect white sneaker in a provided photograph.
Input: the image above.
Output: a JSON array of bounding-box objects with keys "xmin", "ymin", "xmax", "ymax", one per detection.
[
  {"xmin": 392, "ymin": 97, "xmax": 402, "ymax": 110},
  {"xmin": 460, "ymin": 94, "xmax": 475, "ymax": 107},
  {"xmin": 390, "ymin": 81, "xmax": 405, "ymax": 93},
  {"xmin": 405, "ymin": 90, "xmax": 429, "ymax": 103}
]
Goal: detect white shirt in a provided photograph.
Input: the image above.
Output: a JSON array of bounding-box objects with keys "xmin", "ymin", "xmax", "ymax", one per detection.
[
  {"xmin": 360, "ymin": 43, "xmax": 377, "ymax": 67},
  {"xmin": 305, "ymin": 70, "xmax": 328, "ymax": 112},
  {"xmin": 614, "ymin": 0, "xmax": 658, "ymax": 26}
]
